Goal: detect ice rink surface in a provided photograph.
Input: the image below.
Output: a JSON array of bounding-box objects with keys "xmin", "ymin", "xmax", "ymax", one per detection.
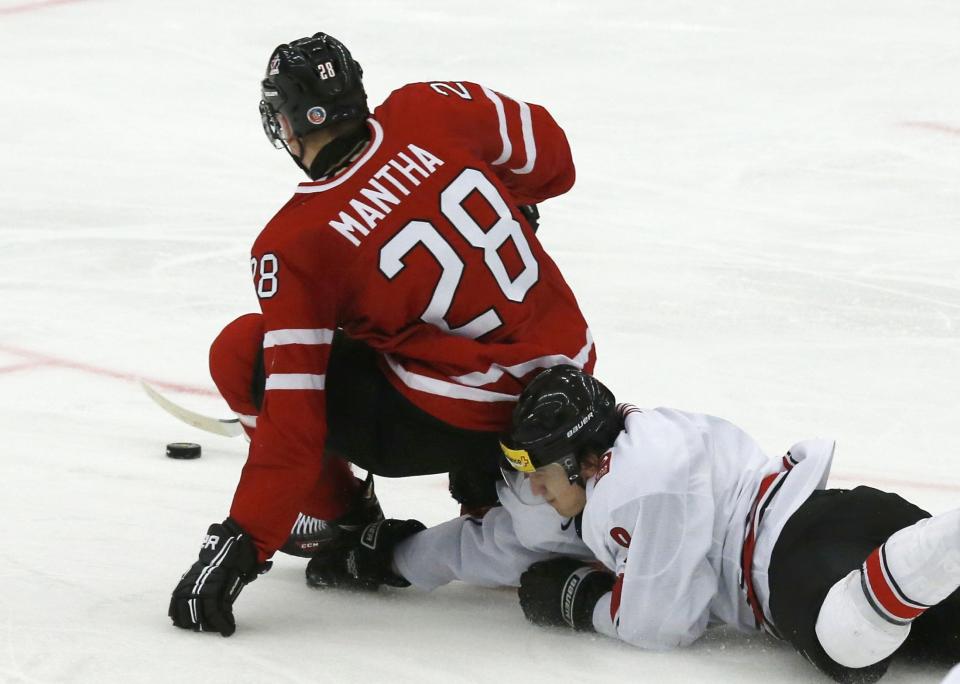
[{"xmin": 1, "ymin": 0, "xmax": 958, "ymax": 681}]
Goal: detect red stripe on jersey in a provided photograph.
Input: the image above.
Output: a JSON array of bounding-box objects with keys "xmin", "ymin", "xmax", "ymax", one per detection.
[
  {"xmin": 862, "ymin": 547, "xmax": 927, "ymax": 621},
  {"xmin": 740, "ymin": 470, "xmax": 790, "ymax": 635},
  {"xmin": 610, "ymin": 573, "xmax": 625, "ymax": 623}
]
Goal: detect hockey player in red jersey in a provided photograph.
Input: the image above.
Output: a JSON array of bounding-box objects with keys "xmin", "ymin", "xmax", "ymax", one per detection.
[{"xmin": 168, "ymin": 32, "xmax": 595, "ymax": 636}]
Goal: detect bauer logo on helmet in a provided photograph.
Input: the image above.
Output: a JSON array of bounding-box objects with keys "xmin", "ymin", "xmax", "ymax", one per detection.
[{"xmin": 565, "ymin": 411, "xmax": 594, "ymax": 439}]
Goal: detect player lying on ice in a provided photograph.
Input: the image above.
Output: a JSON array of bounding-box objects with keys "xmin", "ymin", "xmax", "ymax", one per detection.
[{"xmin": 313, "ymin": 365, "xmax": 960, "ymax": 683}]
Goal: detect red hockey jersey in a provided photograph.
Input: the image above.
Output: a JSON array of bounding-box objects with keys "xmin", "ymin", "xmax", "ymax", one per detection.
[{"xmin": 233, "ymin": 81, "xmax": 594, "ymax": 558}]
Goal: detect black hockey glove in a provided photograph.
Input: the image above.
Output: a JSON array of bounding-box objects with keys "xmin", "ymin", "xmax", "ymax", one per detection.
[
  {"xmin": 518, "ymin": 558, "xmax": 614, "ymax": 632},
  {"xmin": 168, "ymin": 518, "xmax": 270, "ymax": 636},
  {"xmin": 305, "ymin": 518, "xmax": 425, "ymax": 591},
  {"xmin": 518, "ymin": 204, "xmax": 540, "ymax": 233},
  {"xmin": 448, "ymin": 465, "xmax": 500, "ymax": 510}
]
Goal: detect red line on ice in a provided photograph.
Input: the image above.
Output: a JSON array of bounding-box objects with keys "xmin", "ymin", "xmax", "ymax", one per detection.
[
  {"xmin": 0, "ymin": 360, "xmax": 50, "ymax": 374},
  {"xmin": 0, "ymin": 0, "xmax": 87, "ymax": 14},
  {"xmin": 0, "ymin": 360, "xmax": 48, "ymax": 374},
  {"xmin": 2, "ymin": 346, "xmax": 958, "ymax": 492},
  {"xmin": 0, "ymin": 343, "xmax": 217, "ymax": 397},
  {"xmin": 900, "ymin": 121, "xmax": 960, "ymax": 137}
]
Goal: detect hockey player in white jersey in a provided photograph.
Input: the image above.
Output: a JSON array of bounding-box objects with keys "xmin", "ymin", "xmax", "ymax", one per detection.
[
  {"xmin": 497, "ymin": 366, "xmax": 960, "ymax": 683},
  {"xmin": 315, "ymin": 365, "xmax": 960, "ymax": 683}
]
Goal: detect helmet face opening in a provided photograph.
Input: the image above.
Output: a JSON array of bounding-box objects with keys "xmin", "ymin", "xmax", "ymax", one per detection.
[
  {"xmin": 499, "ymin": 444, "xmax": 582, "ymax": 506},
  {"xmin": 499, "ymin": 457, "xmax": 580, "ymax": 506},
  {"xmin": 259, "ymin": 100, "xmax": 290, "ymax": 149}
]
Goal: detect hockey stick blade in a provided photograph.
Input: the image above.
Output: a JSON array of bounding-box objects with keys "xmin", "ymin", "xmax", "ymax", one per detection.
[{"xmin": 139, "ymin": 379, "xmax": 243, "ymax": 438}]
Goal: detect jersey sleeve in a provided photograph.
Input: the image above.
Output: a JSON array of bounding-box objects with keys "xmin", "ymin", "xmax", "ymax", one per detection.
[
  {"xmin": 228, "ymin": 225, "xmax": 341, "ymax": 561},
  {"xmin": 392, "ymin": 483, "xmax": 592, "ymax": 590},
  {"xmin": 387, "ymin": 82, "xmax": 575, "ymax": 206}
]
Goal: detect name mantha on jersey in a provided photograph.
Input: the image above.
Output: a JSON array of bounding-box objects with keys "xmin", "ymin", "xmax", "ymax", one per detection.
[{"xmin": 250, "ymin": 80, "xmax": 594, "ymax": 432}]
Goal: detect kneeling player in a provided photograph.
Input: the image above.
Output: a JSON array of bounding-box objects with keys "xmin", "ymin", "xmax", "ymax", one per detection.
[
  {"xmin": 324, "ymin": 366, "xmax": 960, "ymax": 683},
  {"xmin": 167, "ymin": 29, "xmax": 596, "ymax": 638},
  {"xmin": 205, "ymin": 311, "xmax": 520, "ymax": 560}
]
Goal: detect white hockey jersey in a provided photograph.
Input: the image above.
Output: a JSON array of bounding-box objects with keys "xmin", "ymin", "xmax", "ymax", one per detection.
[
  {"xmin": 393, "ymin": 479, "xmax": 593, "ymax": 590},
  {"xmin": 585, "ymin": 406, "xmax": 833, "ymax": 648},
  {"xmin": 393, "ymin": 405, "xmax": 834, "ymax": 650}
]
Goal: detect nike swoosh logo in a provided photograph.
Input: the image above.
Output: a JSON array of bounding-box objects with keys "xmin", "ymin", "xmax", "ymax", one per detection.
[{"xmin": 560, "ymin": 517, "xmax": 574, "ymax": 531}]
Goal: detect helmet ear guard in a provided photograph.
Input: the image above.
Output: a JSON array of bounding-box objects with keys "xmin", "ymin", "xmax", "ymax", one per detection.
[{"xmin": 259, "ymin": 101, "xmax": 291, "ymax": 149}]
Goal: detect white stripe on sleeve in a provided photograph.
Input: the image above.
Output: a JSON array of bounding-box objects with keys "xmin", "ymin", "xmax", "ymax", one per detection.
[
  {"xmin": 265, "ymin": 374, "xmax": 326, "ymax": 391},
  {"xmin": 263, "ymin": 328, "xmax": 335, "ymax": 347},
  {"xmin": 237, "ymin": 414, "xmax": 257, "ymax": 428},
  {"xmin": 510, "ymin": 99, "xmax": 537, "ymax": 175},
  {"xmin": 482, "ymin": 86, "xmax": 512, "ymax": 166}
]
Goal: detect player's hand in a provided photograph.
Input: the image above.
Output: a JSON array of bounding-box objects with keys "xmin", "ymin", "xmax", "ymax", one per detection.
[
  {"xmin": 305, "ymin": 518, "xmax": 425, "ymax": 590},
  {"xmin": 517, "ymin": 204, "xmax": 540, "ymax": 233},
  {"xmin": 518, "ymin": 558, "xmax": 614, "ymax": 631},
  {"xmin": 168, "ymin": 518, "xmax": 270, "ymax": 636}
]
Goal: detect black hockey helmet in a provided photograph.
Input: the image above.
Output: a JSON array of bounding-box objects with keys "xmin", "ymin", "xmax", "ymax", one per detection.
[
  {"xmin": 259, "ymin": 33, "xmax": 368, "ymax": 149},
  {"xmin": 500, "ymin": 365, "xmax": 619, "ymax": 490}
]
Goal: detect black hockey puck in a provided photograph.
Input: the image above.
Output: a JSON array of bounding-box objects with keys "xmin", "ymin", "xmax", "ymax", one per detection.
[{"xmin": 166, "ymin": 442, "xmax": 201, "ymax": 459}]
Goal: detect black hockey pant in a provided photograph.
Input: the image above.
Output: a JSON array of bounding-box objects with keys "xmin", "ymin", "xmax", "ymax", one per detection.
[
  {"xmin": 323, "ymin": 331, "xmax": 502, "ymax": 508},
  {"xmin": 769, "ymin": 486, "xmax": 960, "ymax": 683}
]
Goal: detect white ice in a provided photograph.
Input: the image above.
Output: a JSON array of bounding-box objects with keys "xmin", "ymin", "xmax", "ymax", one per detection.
[{"xmin": 1, "ymin": 0, "xmax": 958, "ymax": 682}]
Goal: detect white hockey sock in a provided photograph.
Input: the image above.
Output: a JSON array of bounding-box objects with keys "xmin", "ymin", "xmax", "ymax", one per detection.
[
  {"xmin": 815, "ymin": 507, "xmax": 960, "ymax": 669},
  {"xmin": 816, "ymin": 569, "xmax": 910, "ymax": 668},
  {"xmin": 880, "ymin": 507, "xmax": 960, "ymax": 608}
]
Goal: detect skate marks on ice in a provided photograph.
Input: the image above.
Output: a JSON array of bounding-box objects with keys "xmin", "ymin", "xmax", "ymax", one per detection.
[{"xmin": 0, "ymin": 0, "xmax": 88, "ymax": 16}]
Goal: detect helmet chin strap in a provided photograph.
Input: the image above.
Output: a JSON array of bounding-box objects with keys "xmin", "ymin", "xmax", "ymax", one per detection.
[{"xmin": 281, "ymin": 137, "xmax": 313, "ymax": 178}]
